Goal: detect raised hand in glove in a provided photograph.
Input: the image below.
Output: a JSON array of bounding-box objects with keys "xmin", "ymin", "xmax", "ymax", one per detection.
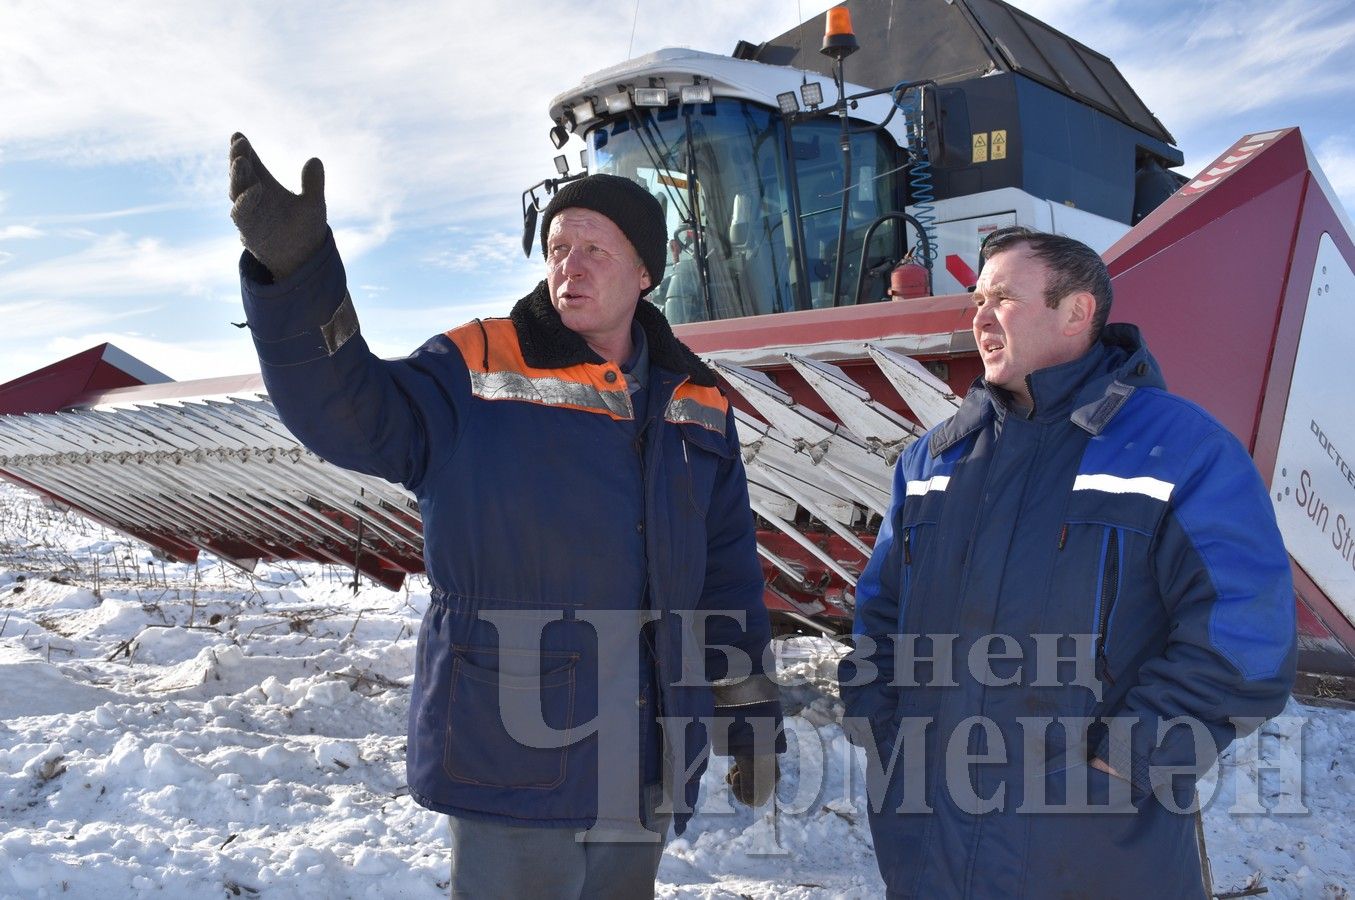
[
  {"xmin": 228, "ymin": 132, "xmax": 327, "ymax": 280},
  {"xmin": 726, "ymin": 754, "xmax": 779, "ymax": 808}
]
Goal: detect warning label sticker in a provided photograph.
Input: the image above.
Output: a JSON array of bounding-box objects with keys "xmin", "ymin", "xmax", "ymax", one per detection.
[
  {"xmin": 972, "ymin": 132, "xmax": 988, "ymax": 164},
  {"xmin": 991, "ymin": 130, "xmax": 1007, "ymax": 160}
]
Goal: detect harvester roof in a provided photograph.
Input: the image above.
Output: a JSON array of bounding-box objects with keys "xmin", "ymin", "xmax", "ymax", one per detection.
[{"xmin": 743, "ymin": 0, "xmax": 1175, "ymax": 146}]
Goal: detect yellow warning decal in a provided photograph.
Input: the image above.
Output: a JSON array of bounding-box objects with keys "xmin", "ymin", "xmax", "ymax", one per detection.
[
  {"xmin": 991, "ymin": 130, "xmax": 1008, "ymax": 161},
  {"xmin": 972, "ymin": 132, "xmax": 989, "ymax": 164}
]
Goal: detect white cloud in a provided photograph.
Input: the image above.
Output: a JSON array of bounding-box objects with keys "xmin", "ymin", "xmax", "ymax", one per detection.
[
  {"xmin": 0, "ymin": 2, "xmax": 808, "ymax": 233},
  {"xmin": 421, "ymin": 231, "xmax": 532, "ymax": 274},
  {"xmin": 0, "ymin": 1, "xmax": 815, "ymax": 353},
  {"xmin": 1015, "ymin": 0, "xmax": 1355, "ymax": 135},
  {"xmin": 0, "ymin": 297, "xmax": 158, "ymax": 346},
  {"xmin": 0, "ymin": 225, "xmax": 42, "ymax": 241},
  {"xmin": 332, "ymin": 216, "xmax": 397, "ymax": 263},
  {"xmin": 26, "ymin": 203, "xmax": 189, "ymax": 226},
  {"xmin": 0, "ymin": 232, "xmax": 240, "ymax": 301},
  {"xmin": 1315, "ymin": 134, "xmax": 1355, "ymax": 216}
]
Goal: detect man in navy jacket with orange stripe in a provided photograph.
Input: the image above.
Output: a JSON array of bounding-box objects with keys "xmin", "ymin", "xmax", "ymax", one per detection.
[
  {"xmin": 228, "ymin": 135, "xmax": 782, "ymax": 899},
  {"xmin": 840, "ymin": 227, "xmax": 1296, "ymax": 898}
]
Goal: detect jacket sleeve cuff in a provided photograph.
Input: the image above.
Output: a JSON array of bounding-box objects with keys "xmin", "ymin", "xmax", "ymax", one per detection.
[
  {"xmin": 240, "ymin": 228, "xmax": 360, "ymax": 367},
  {"xmin": 711, "ymin": 673, "xmax": 784, "ymax": 755},
  {"xmin": 712, "ymin": 671, "xmax": 779, "ymax": 708}
]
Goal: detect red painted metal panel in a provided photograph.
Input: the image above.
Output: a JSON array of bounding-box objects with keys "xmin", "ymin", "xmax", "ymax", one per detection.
[
  {"xmin": 677, "ymin": 292, "xmax": 976, "ymax": 355},
  {"xmin": 0, "ymin": 347, "xmax": 414, "ymax": 589},
  {"xmin": 1252, "ymin": 171, "xmax": 1355, "ymax": 675},
  {"xmin": 1107, "ymin": 129, "xmax": 1309, "ymax": 274},
  {"xmin": 1294, "ymin": 563, "xmax": 1355, "ymax": 676},
  {"xmin": 755, "ymin": 529, "xmax": 869, "ymax": 623},
  {"xmin": 0, "ymin": 343, "xmax": 171, "ymax": 415},
  {"xmin": 1106, "ymin": 169, "xmax": 1308, "ymax": 448},
  {"xmin": 1100, "ymin": 129, "xmax": 1355, "ymax": 669},
  {"xmin": 1251, "ymin": 176, "xmax": 1355, "ymax": 483}
]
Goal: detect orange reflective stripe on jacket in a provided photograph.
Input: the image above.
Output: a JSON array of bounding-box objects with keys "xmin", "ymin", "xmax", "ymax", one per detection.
[
  {"xmin": 446, "ymin": 318, "xmax": 633, "ymax": 420},
  {"xmin": 665, "ymin": 383, "xmax": 726, "ymax": 434},
  {"xmin": 446, "ymin": 317, "xmax": 729, "ymax": 432}
]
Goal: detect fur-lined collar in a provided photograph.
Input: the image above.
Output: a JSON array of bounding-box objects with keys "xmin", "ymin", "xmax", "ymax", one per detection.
[{"xmin": 508, "ymin": 280, "xmax": 717, "ymax": 387}]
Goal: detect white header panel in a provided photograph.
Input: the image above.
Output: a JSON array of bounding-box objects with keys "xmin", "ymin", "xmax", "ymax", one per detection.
[{"xmin": 1272, "ymin": 232, "xmax": 1355, "ymax": 625}]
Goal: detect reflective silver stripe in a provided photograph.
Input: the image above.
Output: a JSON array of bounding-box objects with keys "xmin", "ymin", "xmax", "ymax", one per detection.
[
  {"xmin": 1072, "ymin": 474, "xmax": 1174, "ymax": 501},
  {"xmin": 320, "ymin": 292, "xmax": 360, "ymax": 355},
  {"xmin": 666, "ymin": 396, "xmax": 725, "ymax": 434},
  {"xmin": 469, "ymin": 370, "xmax": 633, "ymax": 419},
  {"xmin": 712, "ymin": 672, "xmax": 780, "ymax": 708},
  {"xmin": 905, "ymin": 475, "xmax": 950, "ymax": 496}
]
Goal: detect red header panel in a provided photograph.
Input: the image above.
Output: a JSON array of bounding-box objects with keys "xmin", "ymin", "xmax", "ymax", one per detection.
[{"xmin": 0, "ymin": 343, "xmax": 173, "ymax": 415}]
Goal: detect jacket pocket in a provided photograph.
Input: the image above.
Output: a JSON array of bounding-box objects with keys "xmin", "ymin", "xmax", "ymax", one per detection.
[
  {"xmin": 442, "ymin": 648, "xmax": 579, "ymax": 790},
  {"xmin": 677, "ymin": 421, "xmax": 734, "ymax": 518},
  {"xmin": 896, "ymin": 521, "xmax": 939, "ymax": 634},
  {"xmin": 894, "ymin": 521, "xmax": 950, "ymax": 703}
]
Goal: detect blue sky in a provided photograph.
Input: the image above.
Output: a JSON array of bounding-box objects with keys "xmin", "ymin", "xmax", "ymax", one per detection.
[{"xmin": 1, "ymin": 0, "xmax": 1353, "ymax": 385}]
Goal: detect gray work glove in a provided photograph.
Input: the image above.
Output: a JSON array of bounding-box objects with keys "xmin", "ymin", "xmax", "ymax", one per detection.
[
  {"xmin": 726, "ymin": 754, "xmax": 779, "ymax": 807},
  {"xmin": 228, "ymin": 132, "xmax": 327, "ymax": 280}
]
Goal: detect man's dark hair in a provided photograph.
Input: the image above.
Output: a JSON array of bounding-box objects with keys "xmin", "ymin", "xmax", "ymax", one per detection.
[{"xmin": 979, "ymin": 226, "xmax": 1113, "ymax": 340}]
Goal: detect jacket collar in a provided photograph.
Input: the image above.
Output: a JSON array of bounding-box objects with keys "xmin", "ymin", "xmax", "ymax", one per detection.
[
  {"xmin": 509, "ymin": 280, "xmax": 717, "ymax": 387},
  {"xmin": 930, "ymin": 323, "xmax": 1166, "ymax": 455},
  {"xmin": 1018, "ymin": 339, "xmax": 1114, "ymax": 422},
  {"xmin": 930, "ymin": 381, "xmax": 995, "ymax": 455},
  {"xmin": 1067, "ymin": 323, "xmax": 1165, "ymax": 435}
]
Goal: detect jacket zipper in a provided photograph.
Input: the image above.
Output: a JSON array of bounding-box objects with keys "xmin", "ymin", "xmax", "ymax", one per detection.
[
  {"xmin": 897, "ymin": 526, "xmax": 914, "ymax": 629},
  {"xmin": 1094, "ymin": 528, "xmax": 1121, "ymax": 685},
  {"xmin": 649, "ymin": 374, "xmax": 686, "ymax": 777}
]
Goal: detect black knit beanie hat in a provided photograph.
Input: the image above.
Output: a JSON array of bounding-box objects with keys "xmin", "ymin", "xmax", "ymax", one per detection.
[{"xmin": 540, "ymin": 174, "xmax": 667, "ymax": 295}]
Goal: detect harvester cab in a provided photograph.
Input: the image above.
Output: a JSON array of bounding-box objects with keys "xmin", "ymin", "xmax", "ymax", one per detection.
[{"xmin": 521, "ymin": 0, "xmax": 1185, "ymax": 317}]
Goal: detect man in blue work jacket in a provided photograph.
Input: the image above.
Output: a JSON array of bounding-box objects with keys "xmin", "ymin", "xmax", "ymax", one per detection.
[
  {"xmin": 228, "ymin": 135, "xmax": 782, "ymax": 899},
  {"xmin": 840, "ymin": 226, "xmax": 1295, "ymax": 898}
]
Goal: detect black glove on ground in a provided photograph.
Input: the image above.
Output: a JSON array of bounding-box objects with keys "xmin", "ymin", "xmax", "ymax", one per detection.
[
  {"xmin": 228, "ymin": 132, "xmax": 328, "ymax": 280},
  {"xmin": 726, "ymin": 754, "xmax": 779, "ymax": 808}
]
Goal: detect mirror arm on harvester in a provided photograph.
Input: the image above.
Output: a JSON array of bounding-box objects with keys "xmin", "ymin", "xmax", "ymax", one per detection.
[{"xmin": 520, "ymin": 172, "xmax": 588, "ymax": 258}]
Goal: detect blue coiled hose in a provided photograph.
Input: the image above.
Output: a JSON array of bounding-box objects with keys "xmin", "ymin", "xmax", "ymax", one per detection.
[
  {"xmin": 895, "ymin": 86, "xmax": 937, "ymax": 269},
  {"xmin": 908, "ymin": 157, "xmax": 936, "ymax": 267}
]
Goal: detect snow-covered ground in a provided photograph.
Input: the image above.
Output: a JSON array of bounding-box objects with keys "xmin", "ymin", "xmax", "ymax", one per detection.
[{"xmin": 0, "ymin": 479, "xmax": 1350, "ymax": 899}]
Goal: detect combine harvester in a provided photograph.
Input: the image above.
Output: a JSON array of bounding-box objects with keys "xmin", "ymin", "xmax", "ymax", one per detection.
[{"xmin": 2, "ymin": 0, "xmax": 1353, "ymax": 682}]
